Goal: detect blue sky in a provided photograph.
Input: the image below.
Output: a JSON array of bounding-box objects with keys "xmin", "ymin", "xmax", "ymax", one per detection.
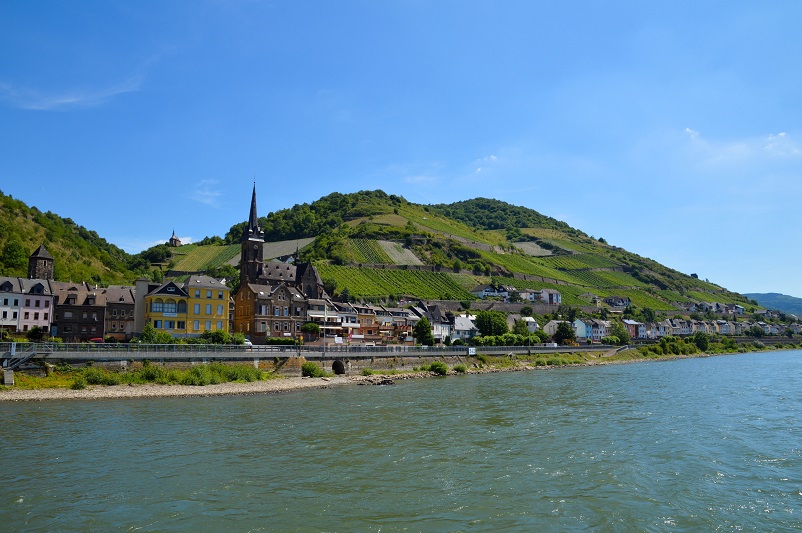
[{"xmin": 1, "ymin": 1, "xmax": 801, "ymax": 297}]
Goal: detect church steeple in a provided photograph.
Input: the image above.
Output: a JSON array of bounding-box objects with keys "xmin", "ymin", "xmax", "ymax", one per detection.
[
  {"xmin": 241, "ymin": 183, "xmax": 265, "ymax": 286},
  {"xmin": 245, "ymin": 182, "xmax": 264, "ymax": 241}
]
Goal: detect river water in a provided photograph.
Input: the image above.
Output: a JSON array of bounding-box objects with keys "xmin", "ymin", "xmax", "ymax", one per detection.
[{"xmin": 2, "ymin": 350, "xmax": 801, "ymax": 531}]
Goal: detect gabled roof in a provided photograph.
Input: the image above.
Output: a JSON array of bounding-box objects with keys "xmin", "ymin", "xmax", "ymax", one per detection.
[{"xmin": 147, "ymin": 280, "xmax": 189, "ymax": 297}]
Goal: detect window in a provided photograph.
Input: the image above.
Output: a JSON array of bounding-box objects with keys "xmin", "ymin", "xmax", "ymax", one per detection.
[
  {"xmin": 177, "ymin": 321, "xmax": 185, "ymax": 329},
  {"xmin": 205, "ymin": 304, "xmax": 212, "ymax": 315},
  {"xmin": 164, "ymin": 300, "xmax": 177, "ymax": 313},
  {"xmin": 217, "ymin": 305, "xmax": 223, "ymax": 315},
  {"xmin": 112, "ymin": 309, "xmax": 117, "ymax": 316},
  {"xmin": 1, "ymin": 311, "xmax": 6, "ymax": 319},
  {"xmin": 23, "ymin": 325, "xmax": 28, "ymax": 332},
  {"xmin": 274, "ymin": 307, "xmax": 280, "ymax": 317},
  {"xmin": 218, "ymin": 291, "xmax": 224, "ymax": 299},
  {"xmin": 13, "ymin": 299, "xmax": 18, "ymax": 306},
  {"xmin": 283, "ymin": 307, "xmax": 288, "ymax": 316},
  {"xmin": 151, "ymin": 300, "xmax": 164, "ymax": 312},
  {"xmin": 274, "ymin": 323, "xmax": 280, "ymax": 331},
  {"xmin": 193, "ymin": 320, "xmax": 200, "ymax": 330},
  {"xmin": 154, "ymin": 320, "xmax": 162, "ymax": 328},
  {"xmin": 63, "ymin": 326, "xmax": 72, "ymax": 333},
  {"xmin": 217, "ymin": 321, "xmax": 223, "ymax": 330},
  {"xmin": 34, "ymin": 312, "xmax": 39, "ymax": 320},
  {"xmin": 195, "ymin": 290, "xmax": 200, "ymax": 297},
  {"xmin": 284, "ymin": 322, "xmax": 289, "ymax": 331},
  {"xmin": 177, "ymin": 301, "xmax": 187, "ymax": 313},
  {"xmin": 260, "ymin": 322, "xmax": 266, "ymax": 332},
  {"xmin": 45, "ymin": 301, "xmax": 50, "ymax": 308},
  {"xmin": 64, "ymin": 311, "xmax": 72, "ymax": 318},
  {"xmin": 205, "ymin": 320, "xmax": 211, "ymax": 331},
  {"xmin": 206, "ymin": 290, "xmax": 212, "ymax": 298},
  {"xmin": 165, "ymin": 320, "xmax": 175, "ymax": 329},
  {"xmin": 24, "ymin": 312, "xmax": 29, "ymax": 319},
  {"xmin": 35, "ymin": 300, "xmax": 40, "ymax": 308},
  {"xmin": 2, "ymin": 299, "xmax": 6, "ymax": 305},
  {"xmin": 12, "ymin": 312, "xmax": 17, "ymax": 319},
  {"xmin": 167, "ymin": 286, "xmax": 175, "ymax": 293},
  {"xmin": 111, "ymin": 322, "xmax": 117, "ymax": 331},
  {"xmin": 25, "ymin": 299, "xmax": 30, "ymax": 306},
  {"xmin": 194, "ymin": 303, "xmax": 200, "ymax": 314},
  {"xmin": 82, "ymin": 313, "xmax": 88, "ymax": 319}
]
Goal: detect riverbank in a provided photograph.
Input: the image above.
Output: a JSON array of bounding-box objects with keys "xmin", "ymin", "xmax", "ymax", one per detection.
[{"xmin": 0, "ymin": 348, "xmax": 737, "ymax": 401}]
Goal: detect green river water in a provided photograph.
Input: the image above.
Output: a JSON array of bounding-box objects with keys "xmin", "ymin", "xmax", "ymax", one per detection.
[{"xmin": 2, "ymin": 350, "xmax": 801, "ymax": 531}]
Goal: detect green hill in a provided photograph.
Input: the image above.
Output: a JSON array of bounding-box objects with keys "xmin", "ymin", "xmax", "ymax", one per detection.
[{"xmin": 0, "ymin": 188, "xmax": 759, "ymax": 314}]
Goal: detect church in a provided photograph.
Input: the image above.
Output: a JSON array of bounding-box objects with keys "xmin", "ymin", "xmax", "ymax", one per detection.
[{"xmin": 232, "ymin": 185, "xmax": 325, "ymax": 341}]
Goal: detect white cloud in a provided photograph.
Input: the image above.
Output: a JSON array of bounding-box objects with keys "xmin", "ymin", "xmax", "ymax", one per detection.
[
  {"xmin": 683, "ymin": 128, "xmax": 801, "ymax": 166},
  {"xmin": 190, "ymin": 179, "xmax": 223, "ymax": 207},
  {"xmin": 0, "ymin": 76, "xmax": 142, "ymax": 111},
  {"xmin": 473, "ymin": 154, "xmax": 498, "ymax": 173}
]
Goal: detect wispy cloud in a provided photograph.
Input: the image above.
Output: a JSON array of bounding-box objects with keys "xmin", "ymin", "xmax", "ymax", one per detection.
[
  {"xmin": 0, "ymin": 76, "xmax": 142, "ymax": 111},
  {"xmin": 190, "ymin": 179, "xmax": 223, "ymax": 207},
  {"xmin": 683, "ymin": 128, "xmax": 801, "ymax": 166},
  {"xmin": 473, "ymin": 154, "xmax": 498, "ymax": 174}
]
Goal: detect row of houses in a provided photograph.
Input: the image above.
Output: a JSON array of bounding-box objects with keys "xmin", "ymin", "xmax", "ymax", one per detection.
[
  {"xmin": 538, "ymin": 317, "xmax": 801, "ymax": 343},
  {"xmin": 471, "ymin": 284, "xmax": 562, "ymax": 305}
]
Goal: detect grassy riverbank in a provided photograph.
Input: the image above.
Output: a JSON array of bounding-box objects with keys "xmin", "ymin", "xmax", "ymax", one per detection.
[{"xmin": 2, "ymin": 341, "xmax": 799, "ymax": 401}]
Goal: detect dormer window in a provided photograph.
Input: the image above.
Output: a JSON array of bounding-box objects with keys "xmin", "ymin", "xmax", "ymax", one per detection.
[{"xmin": 167, "ymin": 286, "xmax": 175, "ymax": 293}]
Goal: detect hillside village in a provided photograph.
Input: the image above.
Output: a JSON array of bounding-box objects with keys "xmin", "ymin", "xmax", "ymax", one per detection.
[{"xmin": 2, "ymin": 186, "xmax": 800, "ymax": 347}]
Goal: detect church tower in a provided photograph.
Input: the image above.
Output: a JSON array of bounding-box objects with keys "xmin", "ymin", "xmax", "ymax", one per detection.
[
  {"xmin": 240, "ymin": 184, "xmax": 265, "ymax": 287},
  {"xmin": 28, "ymin": 244, "xmax": 54, "ymax": 280}
]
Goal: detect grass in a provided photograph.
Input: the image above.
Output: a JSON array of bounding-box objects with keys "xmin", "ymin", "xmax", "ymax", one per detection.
[{"xmin": 7, "ymin": 362, "xmax": 276, "ymax": 390}]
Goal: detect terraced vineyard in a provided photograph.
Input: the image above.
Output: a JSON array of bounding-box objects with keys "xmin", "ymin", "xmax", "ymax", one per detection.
[
  {"xmin": 171, "ymin": 245, "xmax": 240, "ymax": 272},
  {"xmin": 317, "ymin": 265, "xmax": 476, "ymax": 300},
  {"xmin": 345, "ymin": 239, "xmax": 393, "ymax": 264},
  {"xmin": 538, "ymin": 253, "xmax": 621, "ymax": 270}
]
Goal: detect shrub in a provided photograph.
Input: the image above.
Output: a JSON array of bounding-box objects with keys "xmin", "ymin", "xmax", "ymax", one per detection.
[
  {"xmin": 82, "ymin": 367, "xmax": 121, "ymax": 386},
  {"xmin": 476, "ymin": 353, "xmax": 489, "ymax": 365},
  {"xmin": 71, "ymin": 377, "xmax": 87, "ymax": 390},
  {"xmin": 429, "ymin": 361, "xmax": 448, "ymax": 375},
  {"xmin": 453, "ymin": 364, "xmax": 467, "ymax": 373},
  {"xmin": 361, "ymin": 368, "xmax": 375, "ymax": 376},
  {"xmin": 302, "ymin": 362, "xmax": 325, "ymax": 378}
]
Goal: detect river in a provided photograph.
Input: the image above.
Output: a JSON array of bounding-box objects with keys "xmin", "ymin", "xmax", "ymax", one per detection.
[{"xmin": 2, "ymin": 350, "xmax": 801, "ymax": 531}]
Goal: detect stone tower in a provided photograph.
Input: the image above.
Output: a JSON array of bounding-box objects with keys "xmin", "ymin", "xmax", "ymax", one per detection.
[
  {"xmin": 28, "ymin": 244, "xmax": 54, "ymax": 280},
  {"xmin": 240, "ymin": 184, "xmax": 265, "ymax": 287}
]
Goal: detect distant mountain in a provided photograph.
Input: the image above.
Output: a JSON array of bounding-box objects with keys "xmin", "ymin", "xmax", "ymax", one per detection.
[{"xmin": 744, "ymin": 293, "xmax": 802, "ymax": 316}]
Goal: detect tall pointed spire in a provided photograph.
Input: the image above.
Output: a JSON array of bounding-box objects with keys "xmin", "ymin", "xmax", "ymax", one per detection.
[{"xmin": 248, "ymin": 182, "xmax": 259, "ymax": 233}]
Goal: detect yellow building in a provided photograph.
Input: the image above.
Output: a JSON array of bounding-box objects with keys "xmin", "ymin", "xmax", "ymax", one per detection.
[
  {"xmin": 184, "ymin": 275, "xmax": 231, "ymax": 335},
  {"xmin": 143, "ymin": 275, "xmax": 230, "ymax": 337},
  {"xmin": 143, "ymin": 280, "xmax": 189, "ymax": 336}
]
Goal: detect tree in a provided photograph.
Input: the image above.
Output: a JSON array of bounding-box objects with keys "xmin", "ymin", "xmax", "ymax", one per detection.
[
  {"xmin": 413, "ymin": 316, "xmax": 435, "ymax": 346},
  {"xmin": 475, "ymin": 311, "xmax": 508, "ymax": 337},
  {"xmin": 520, "ymin": 306, "xmax": 533, "ymax": 317},
  {"xmin": 553, "ymin": 322, "xmax": 576, "ymax": 345},
  {"xmin": 692, "ymin": 331, "xmax": 710, "ymax": 352},
  {"xmin": 511, "ymin": 319, "xmax": 527, "ymax": 336},
  {"xmin": 26, "ymin": 326, "xmax": 47, "ymax": 342},
  {"xmin": 609, "ymin": 321, "xmax": 630, "ymax": 345},
  {"xmin": 1, "ymin": 237, "xmax": 27, "ymax": 272},
  {"xmin": 301, "ymin": 322, "xmax": 320, "ymax": 338}
]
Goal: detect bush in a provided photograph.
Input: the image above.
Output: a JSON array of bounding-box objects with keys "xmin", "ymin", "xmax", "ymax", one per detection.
[
  {"xmin": 82, "ymin": 367, "xmax": 121, "ymax": 386},
  {"xmin": 361, "ymin": 368, "xmax": 375, "ymax": 376},
  {"xmin": 453, "ymin": 364, "xmax": 467, "ymax": 373},
  {"xmin": 302, "ymin": 362, "xmax": 325, "ymax": 378},
  {"xmin": 70, "ymin": 377, "xmax": 87, "ymax": 390},
  {"xmin": 476, "ymin": 353, "xmax": 489, "ymax": 365},
  {"xmin": 429, "ymin": 361, "xmax": 448, "ymax": 375}
]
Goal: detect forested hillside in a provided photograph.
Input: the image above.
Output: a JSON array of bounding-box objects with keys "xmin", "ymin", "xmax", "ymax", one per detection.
[
  {"xmin": 0, "ymin": 191, "xmax": 140, "ymax": 284},
  {"xmin": 0, "ymin": 188, "xmax": 760, "ymax": 314}
]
